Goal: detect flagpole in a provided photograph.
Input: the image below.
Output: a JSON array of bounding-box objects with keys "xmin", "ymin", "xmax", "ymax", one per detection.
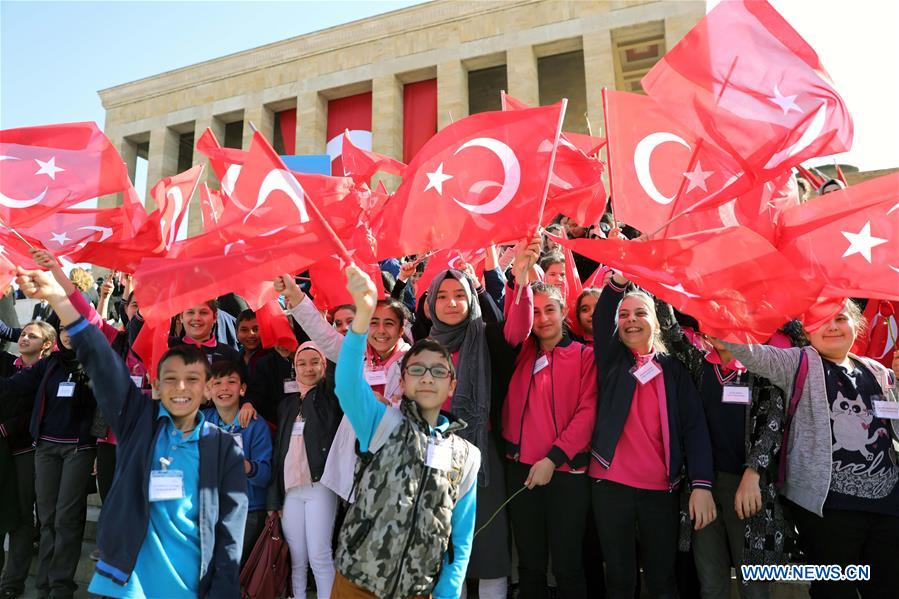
[
  {"xmin": 1, "ymin": 222, "xmax": 36, "ymax": 250},
  {"xmin": 247, "ymin": 122, "xmax": 356, "ymax": 267},
  {"xmin": 515, "ymin": 98, "xmax": 568, "ymax": 304},
  {"xmin": 601, "ymin": 88, "xmax": 618, "ymax": 230}
]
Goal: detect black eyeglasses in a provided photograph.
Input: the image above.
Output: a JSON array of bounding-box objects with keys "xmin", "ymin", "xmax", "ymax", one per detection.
[{"xmin": 404, "ymin": 364, "xmax": 452, "ymax": 379}]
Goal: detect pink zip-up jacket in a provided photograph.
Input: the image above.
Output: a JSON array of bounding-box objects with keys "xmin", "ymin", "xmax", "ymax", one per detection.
[{"xmin": 501, "ymin": 285, "xmax": 597, "ymax": 471}]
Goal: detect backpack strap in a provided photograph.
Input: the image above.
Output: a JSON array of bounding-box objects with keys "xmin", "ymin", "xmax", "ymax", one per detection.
[{"xmin": 777, "ymin": 350, "xmax": 809, "ymax": 488}]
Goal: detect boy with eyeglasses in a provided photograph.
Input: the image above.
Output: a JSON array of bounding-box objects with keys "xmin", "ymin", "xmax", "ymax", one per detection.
[{"xmin": 331, "ymin": 265, "xmax": 481, "ymax": 599}]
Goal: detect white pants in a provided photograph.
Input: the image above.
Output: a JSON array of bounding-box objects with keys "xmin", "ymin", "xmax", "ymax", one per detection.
[
  {"xmin": 282, "ymin": 483, "xmax": 339, "ymax": 599},
  {"xmin": 461, "ymin": 577, "xmax": 508, "ymax": 599}
]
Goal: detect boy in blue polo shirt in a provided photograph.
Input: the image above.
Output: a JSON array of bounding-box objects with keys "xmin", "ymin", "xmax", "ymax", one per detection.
[
  {"xmin": 203, "ymin": 361, "xmax": 272, "ymax": 561},
  {"xmin": 15, "ymin": 266, "xmax": 247, "ymax": 599}
]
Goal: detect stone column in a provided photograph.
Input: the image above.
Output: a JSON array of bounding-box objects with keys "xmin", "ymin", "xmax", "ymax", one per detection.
[
  {"xmin": 371, "ymin": 74, "xmax": 403, "ymax": 190},
  {"xmin": 506, "ymin": 45, "xmax": 539, "ymax": 106},
  {"xmin": 296, "ymin": 90, "xmax": 327, "ymax": 155},
  {"xmin": 242, "ymin": 98, "xmax": 275, "ymax": 150},
  {"xmin": 145, "ymin": 126, "xmax": 179, "ymax": 211},
  {"xmin": 582, "ymin": 29, "xmax": 616, "ymax": 193},
  {"xmin": 437, "ymin": 60, "xmax": 468, "ymax": 130}
]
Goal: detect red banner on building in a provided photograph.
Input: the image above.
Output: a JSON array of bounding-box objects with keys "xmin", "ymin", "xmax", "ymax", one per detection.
[
  {"xmin": 403, "ymin": 79, "xmax": 437, "ymax": 163},
  {"xmin": 326, "ymin": 92, "xmax": 372, "ymax": 175}
]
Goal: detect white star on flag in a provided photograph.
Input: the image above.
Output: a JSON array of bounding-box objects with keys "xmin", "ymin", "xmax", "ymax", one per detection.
[
  {"xmin": 767, "ymin": 84, "xmax": 802, "ymax": 115},
  {"xmin": 424, "ymin": 163, "xmax": 453, "ymax": 195},
  {"xmin": 682, "ymin": 161, "xmax": 714, "ymax": 193},
  {"xmin": 34, "ymin": 156, "xmax": 65, "ymax": 180},
  {"xmin": 335, "ymin": 248, "xmax": 358, "ymax": 271},
  {"xmin": 660, "ymin": 282, "xmax": 700, "ymax": 298},
  {"xmin": 50, "ymin": 231, "xmax": 71, "ymax": 246},
  {"xmin": 841, "ymin": 221, "xmax": 888, "ymax": 263}
]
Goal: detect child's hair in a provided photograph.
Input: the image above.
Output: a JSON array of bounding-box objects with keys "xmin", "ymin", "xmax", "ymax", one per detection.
[
  {"xmin": 616, "ymin": 290, "xmax": 667, "ymax": 353},
  {"xmin": 331, "ymin": 303, "xmax": 356, "ymax": 317},
  {"xmin": 575, "ymin": 287, "xmax": 601, "ymax": 314},
  {"xmin": 530, "ymin": 282, "xmax": 566, "ymax": 312},
  {"xmin": 236, "ymin": 309, "xmax": 257, "ymax": 324},
  {"xmin": 400, "ymin": 338, "xmax": 456, "ymax": 380},
  {"xmin": 156, "ymin": 346, "xmax": 213, "ymax": 379},
  {"xmin": 210, "ymin": 360, "xmax": 244, "ymax": 383},
  {"xmin": 845, "ymin": 299, "xmax": 867, "ymax": 336},
  {"xmin": 538, "ymin": 252, "xmax": 565, "ymax": 272},
  {"xmin": 204, "ymin": 299, "xmax": 219, "ymax": 313},
  {"xmin": 22, "ymin": 320, "xmax": 57, "ymax": 355},
  {"xmin": 377, "ymin": 298, "xmax": 411, "ymax": 327},
  {"xmin": 69, "ymin": 268, "xmax": 93, "ymax": 292}
]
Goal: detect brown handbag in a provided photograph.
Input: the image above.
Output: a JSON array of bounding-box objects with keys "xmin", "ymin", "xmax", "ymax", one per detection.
[{"xmin": 240, "ymin": 512, "xmax": 293, "ymax": 599}]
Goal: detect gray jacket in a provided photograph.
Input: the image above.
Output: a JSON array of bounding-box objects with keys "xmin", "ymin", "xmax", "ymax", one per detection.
[{"xmin": 722, "ymin": 342, "xmax": 899, "ymax": 516}]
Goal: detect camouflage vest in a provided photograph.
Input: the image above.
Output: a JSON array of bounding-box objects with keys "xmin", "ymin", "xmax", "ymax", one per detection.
[{"xmin": 335, "ymin": 400, "xmax": 472, "ymax": 598}]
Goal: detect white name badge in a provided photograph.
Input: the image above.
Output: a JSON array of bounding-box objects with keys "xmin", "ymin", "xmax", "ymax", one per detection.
[
  {"xmin": 631, "ymin": 360, "xmax": 661, "ymax": 385},
  {"xmin": 57, "ymin": 382, "xmax": 76, "ymax": 398},
  {"xmin": 231, "ymin": 433, "xmax": 244, "ymax": 451},
  {"xmin": 873, "ymin": 400, "xmax": 899, "ymax": 420},
  {"xmin": 533, "ymin": 355, "xmax": 549, "ymax": 375},
  {"xmin": 149, "ymin": 470, "xmax": 184, "ymax": 501},
  {"xmin": 291, "ymin": 421, "xmax": 306, "ymax": 436},
  {"xmin": 426, "ymin": 440, "xmax": 452, "ymax": 471},
  {"xmin": 722, "ymin": 385, "xmax": 751, "ymax": 405},
  {"xmin": 365, "ymin": 369, "xmax": 387, "ymax": 387},
  {"xmin": 283, "ymin": 380, "xmax": 300, "ymax": 394},
  {"xmin": 131, "ymin": 375, "xmax": 143, "ymax": 388}
]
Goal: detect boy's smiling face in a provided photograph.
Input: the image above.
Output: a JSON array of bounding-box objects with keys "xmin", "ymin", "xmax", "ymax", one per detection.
[
  {"xmin": 208, "ymin": 373, "xmax": 245, "ymax": 411},
  {"xmin": 153, "ymin": 356, "xmax": 208, "ymax": 424}
]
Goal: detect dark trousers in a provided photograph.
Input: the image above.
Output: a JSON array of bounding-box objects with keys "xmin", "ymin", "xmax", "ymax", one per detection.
[
  {"xmin": 592, "ymin": 479, "xmax": 679, "ymax": 599},
  {"xmin": 0, "ymin": 451, "xmax": 36, "ymax": 595},
  {"xmin": 791, "ymin": 503, "xmax": 899, "ymax": 599},
  {"xmin": 506, "ymin": 461, "xmax": 590, "ymax": 599},
  {"xmin": 693, "ymin": 471, "xmax": 769, "ymax": 599},
  {"xmin": 95, "ymin": 442, "xmax": 116, "ymax": 504},
  {"xmin": 242, "ymin": 510, "xmax": 266, "ymax": 566},
  {"xmin": 34, "ymin": 442, "xmax": 95, "ymax": 599}
]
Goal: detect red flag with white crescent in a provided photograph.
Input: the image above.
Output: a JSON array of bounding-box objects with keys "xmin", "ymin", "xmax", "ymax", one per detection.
[
  {"xmin": 0, "ymin": 122, "xmax": 132, "ymax": 227},
  {"xmin": 373, "ymin": 103, "xmax": 566, "ymax": 258},
  {"xmin": 641, "ymin": 0, "xmax": 853, "ymax": 179}
]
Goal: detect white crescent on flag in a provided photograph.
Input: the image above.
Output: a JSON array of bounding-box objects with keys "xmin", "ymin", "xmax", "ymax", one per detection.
[
  {"xmin": 0, "ymin": 155, "xmax": 48, "ymax": 209},
  {"xmin": 244, "ymin": 169, "xmax": 310, "ymax": 224},
  {"xmin": 633, "ymin": 132, "xmax": 690, "ymax": 206},
  {"xmin": 451, "ymin": 137, "xmax": 521, "ymax": 215}
]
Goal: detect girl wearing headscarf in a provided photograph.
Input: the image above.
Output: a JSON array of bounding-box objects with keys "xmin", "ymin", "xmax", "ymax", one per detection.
[{"xmin": 421, "ymin": 237, "xmax": 541, "ymax": 599}]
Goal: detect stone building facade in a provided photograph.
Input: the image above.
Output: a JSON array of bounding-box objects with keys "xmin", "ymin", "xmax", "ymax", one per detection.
[{"xmin": 98, "ymin": 0, "xmax": 705, "ymax": 235}]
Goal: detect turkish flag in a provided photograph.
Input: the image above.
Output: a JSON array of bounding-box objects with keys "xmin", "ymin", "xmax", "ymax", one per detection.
[
  {"xmin": 852, "ymin": 300, "xmax": 899, "ymax": 368},
  {"xmin": 777, "ymin": 173, "xmax": 899, "ymax": 300},
  {"xmin": 0, "ymin": 231, "xmax": 40, "ymax": 294},
  {"xmin": 131, "ymin": 319, "xmax": 170, "ymax": 383},
  {"xmin": 199, "ymin": 183, "xmax": 224, "ymax": 232},
  {"xmin": 195, "ymin": 128, "xmax": 247, "ymax": 197},
  {"xmin": 641, "ymin": 0, "xmax": 853, "ymax": 179},
  {"xmin": 151, "ymin": 165, "xmax": 202, "ymax": 251},
  {"xmin": 22, "ymin": 206, "xmax": 129, "ymax": 259},
  {"xmin": 604, "ymin": 89, "xmax": 748, "ymax": 235},
  {"xmin": 215, "ymin": 132, "xmax": 364, "ymax": 239},
  {"xmin": 308, "ymin": 222, "xmax": 385, "ymax": 312},
  {"xmin": 415, "ymin": 249, "xmax": 487, "ymax": 301},
  {"xmin": 502, "ymin": 93, "xmax": 607, "ymax": 227},
  {"xmin": 327, "ymin": 93, "xmax": 372, "ymax": 176},
  {"xmin": 553, "ymin": 228, "xmax": 827, "ymax": 343},
  {"xmin": 0, "ymin": 122, "xmax": 133, "ymax": 227},
  {"xmin": 134, "ymin": 226, "xmax": 339, "ymax": 327},
  {"xmin": 373, "ymin": 104, "xmax": 565, "ymax": 257},
  {"xmin": 70, "ymin": 167, "xmax": 202, "ymax": 272},
  {"xmin": 666, "ymin": 171, "xmax": 800, "ymax": 242},
  {"xmin": 255, "ymin": 300, "xmax": 299, "ymax": 352},
  {"xmin": 341, "ymin": 131, "xmax": 405, "ymax": 184}
]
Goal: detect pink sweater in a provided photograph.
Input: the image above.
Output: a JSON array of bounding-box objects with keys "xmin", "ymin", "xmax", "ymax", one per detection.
[{"xmin": 589, "ymin": 353, "xmax": 670, "ymax": 490}]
